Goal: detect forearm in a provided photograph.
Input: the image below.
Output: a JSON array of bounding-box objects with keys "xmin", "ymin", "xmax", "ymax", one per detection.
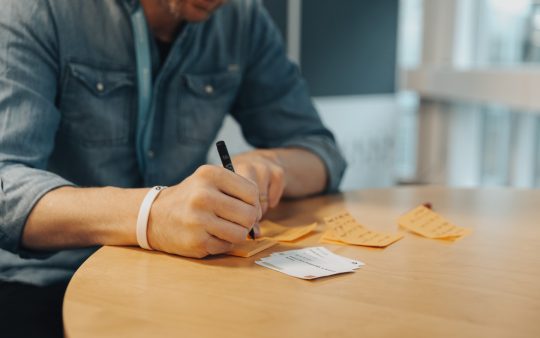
[
  {"xmin": 21, "ymin": 147, "xmax": 326, "ymax": 251},
  {"xmin": 22, "ymin": 186, "xmax": 148, "ymax": 251},
  {"xmin": 263, "ymin": 148, "xmax": 327, "ymax": 198},
  {"xmin": 22, "ymin": 165, "xmax": 261, "ymax": 258}
]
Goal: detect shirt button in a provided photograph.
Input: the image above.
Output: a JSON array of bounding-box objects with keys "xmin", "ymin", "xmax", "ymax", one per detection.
[
  {"xmin": 147, "ymin": 150, "xmax": 155, "ymax": 159},
  {"xmin": 96, "ymin": 82, "xmax": 105, "ymax": 92},
  {"xmin": 204, "ymin": 85, "xmax": 214, "ymax": 94}
]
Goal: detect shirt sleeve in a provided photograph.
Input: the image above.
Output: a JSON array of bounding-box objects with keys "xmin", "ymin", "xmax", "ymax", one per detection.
[
  {"xmin": 0, "ymin": 0, "xmax": 74, "ymax": 255},
  {"xmin": 231, "ymin": 0, "xmax": 347, "ymax": 192}
]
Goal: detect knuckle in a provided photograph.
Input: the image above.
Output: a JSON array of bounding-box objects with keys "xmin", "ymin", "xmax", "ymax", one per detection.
[
  {"xmin": 252, "ymin": 161, "xmax": 265, "ymax": 171},
  {"xmin": 273, "ymin": 165, "xmax": 285, "ymax": 181},
  {"xmin": 249, "ymin": 166, "xmax": 259, "ymax": 179},
  {"xmin": 190, "ymin": 190, "xmax": 212, "ymax": 209},
  {"xmin": 239, "ymin": 166, "xmax": 257, "ymax": 182},
  {"xmin": 259, "ymin": 162, "xmax": 272, "ymax": 173},
  {"xmin": 235, "ymin": 162, "xmax": 247, "ymax": 171},
  {"xmin": 253, "ymin": 162, "xmax": 269, "ymax": 179},
  {"xmin": 195, "ymin": 165, "xmax": 216, "ymax": 180}
]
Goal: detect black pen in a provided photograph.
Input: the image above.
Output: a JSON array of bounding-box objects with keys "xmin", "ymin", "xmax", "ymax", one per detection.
[{"xmin": 216, "ymin": 140, "xmax": 255, "ymax": 239}]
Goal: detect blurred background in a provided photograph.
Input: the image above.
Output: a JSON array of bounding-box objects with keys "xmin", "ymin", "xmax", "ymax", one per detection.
[{"xmin": 210, "ymin": 0, "xmax": 540, "ymax": 191}]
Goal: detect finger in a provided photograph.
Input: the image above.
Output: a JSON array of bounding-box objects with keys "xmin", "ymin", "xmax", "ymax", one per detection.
[
  {"xmin": 204, "ymin": 235, "xmax": 233, "ymax": 255},
  {"xmin": 213, "ymin": 168, "xmax": 259, "ymax": 207},
  {"xmin": 206, "ymin": 215, "xmax": 250, "ymax": 244},
  {"xmin": 252, "ymin": 223, "xmax": 261, "ymax": 238},
  {"xmin": 213, "ymin": 193, "xmax": 258, "ymax": 230},
  {"xmin": 267, "ymin": 165, "xmax": 285, "ymax": 208},
  {"xmin": 255, "ymin": 167, "xmax": 271, "ymax": 214},
  {"xmin": 237, "ymin": 164, "xmax": 270, "ymax": 214}
]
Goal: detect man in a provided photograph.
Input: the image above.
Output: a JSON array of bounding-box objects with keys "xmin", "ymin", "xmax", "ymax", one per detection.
[{"xmin": 0, "ymin": 0, "xmax": 346, "ymax": 336}]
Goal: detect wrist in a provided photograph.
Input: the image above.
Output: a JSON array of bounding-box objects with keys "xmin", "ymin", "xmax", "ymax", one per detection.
[
  {"xmin": 136, "ymin": 186, "xmax": 167, "ymax": 250},
  {"xmin": 99, "ymin": 186, "xmax": 149, "ymax": 246}
]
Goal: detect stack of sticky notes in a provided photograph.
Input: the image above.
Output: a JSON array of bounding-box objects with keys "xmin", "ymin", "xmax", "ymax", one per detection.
[
  {"xmin": 398, "ymin": 205, "xmax": 471, "ymax": 241},
  {"xmin": 227, "ymin": 220, "xmax": 318, "ymax": 258},
  {"xmin": 259, "ymin": 220, "xmax": 317, "ymax": 242},
  {"xmin": 321, "ymin": 212, "xmax": 403, "ymax": 248},
  {"xmin": 256, "ymin": 247, "xmax": 364, "ymax": 280},
  {"xmin": 227, "ymin": 238, "xmax": 278, "ymax": 258}
]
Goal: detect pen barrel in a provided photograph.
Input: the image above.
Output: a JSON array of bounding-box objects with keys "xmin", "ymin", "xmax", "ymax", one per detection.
[{"xmin": 216, "ymin": 141, "xmax": 235, "ymax": 173}]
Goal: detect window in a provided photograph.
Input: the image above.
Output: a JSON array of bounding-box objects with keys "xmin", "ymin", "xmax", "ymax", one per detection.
[{"xmin": 399, "ymin": 0, "xmax": 540, "ymax": 187}]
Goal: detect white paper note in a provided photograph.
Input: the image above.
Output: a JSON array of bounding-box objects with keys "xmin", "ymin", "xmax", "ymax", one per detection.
[{"xmin": 256, "ymin": 247, "xmax": 364, "ymax": 280}]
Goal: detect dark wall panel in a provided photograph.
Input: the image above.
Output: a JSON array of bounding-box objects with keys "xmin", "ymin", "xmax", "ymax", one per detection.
[{"xmin": 300, "ymin": 0, "xmax": 399, "ymax": 96}]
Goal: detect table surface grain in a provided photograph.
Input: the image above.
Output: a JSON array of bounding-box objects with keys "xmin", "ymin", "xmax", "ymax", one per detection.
[{"xmin": 63, "ymin": 186, "xmax": 540, "ymax": 338}]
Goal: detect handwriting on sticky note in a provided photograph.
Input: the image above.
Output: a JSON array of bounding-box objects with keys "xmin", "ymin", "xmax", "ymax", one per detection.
[
  {"xmin": 321, "ymin": 212, "xmax": 403, "ymax": 248},
  {"xmin": 324, "ymin": 213, "xmax": 359, "ymax": 230},
  {"xmin": 322, "ymin": 226, "xmax": 403, "ymax": 247},
  {"xmin": 227, "ymin": 238, "xmax": 277, "ymax": 258},
  {"xmin": 260, "ymin": 220, "xmax": 317, "ymax": 242},
  {"xmin": 398, "ymin": 205, "xmax": 471, "ymax": 240}
]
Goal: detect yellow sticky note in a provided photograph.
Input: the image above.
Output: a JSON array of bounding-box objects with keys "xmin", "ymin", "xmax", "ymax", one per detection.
[
  {"xmin": 321, "ymin": 212, "xmax": 403, "ymax": 248},
  {"xmin": 227, "ymin": 238, "xmax": 277, "ymax": 258},
  {"xmin": 260, "ymin": 220, "xmax": 317, "ymax": 242},
  {"xmin": 398, "ymin": 205, "xmax": 471, "ymax": 239},
  {"xmin": 324, "ymin": 213, "xmax": 360, "ymax": 230}
]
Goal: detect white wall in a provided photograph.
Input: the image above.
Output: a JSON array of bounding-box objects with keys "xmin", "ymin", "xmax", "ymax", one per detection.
[{"xmin": 208, "ymin": 95, "xmax": 399, "ymax": 191}]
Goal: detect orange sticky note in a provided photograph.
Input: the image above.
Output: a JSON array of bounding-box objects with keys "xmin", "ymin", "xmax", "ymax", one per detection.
[
  {"xmin": 260, "ymin": 220, "xmax": 317, "ymax": 242},
  {"xmin": 227, "ymin": 238, "xmax": 277, "ymax": 258},
  {"xmin": 324, "ymin": 213, "xmax": 359, "ymax": 230},
  {"xmin": 321, "ymin": 212, "xmax": 403, "ymax": 248},
  {"xmin": 398, "ymin": 205, "xmax": 471, "ymax": 240}
]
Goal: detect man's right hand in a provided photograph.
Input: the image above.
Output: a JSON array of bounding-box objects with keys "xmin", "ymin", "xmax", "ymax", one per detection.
[{"xmin": 147, "ymin": 165, "xmax": 262, "ymax": 258}]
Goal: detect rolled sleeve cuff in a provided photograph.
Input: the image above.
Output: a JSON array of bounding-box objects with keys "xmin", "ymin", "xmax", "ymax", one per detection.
[
  {"xmin": 0, "ymin": 167, "xmax": 75, "ymax": 254},
  {"xmin": 281, "ymin": 135, "xmax": 347, "ymax": 193}
]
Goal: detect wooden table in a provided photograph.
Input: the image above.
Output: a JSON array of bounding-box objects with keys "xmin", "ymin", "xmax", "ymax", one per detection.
[{"xmin": 63, "ymin": 186, "xmax": 540, "ymax": 338}]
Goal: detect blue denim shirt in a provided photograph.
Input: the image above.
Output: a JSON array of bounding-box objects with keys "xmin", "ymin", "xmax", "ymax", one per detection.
[{"xmin": 0, "ymin": 0, "xmax": 346, "ymax": 286}]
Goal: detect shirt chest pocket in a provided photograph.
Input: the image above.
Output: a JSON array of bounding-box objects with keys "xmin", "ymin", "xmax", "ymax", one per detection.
[
  {"xmin": 58, "ymin": 62, "xmax": 135, "ymax": 146},
  {"xmin": 177, "ymin": 71, "xmax": 241, "ymax": 144}
]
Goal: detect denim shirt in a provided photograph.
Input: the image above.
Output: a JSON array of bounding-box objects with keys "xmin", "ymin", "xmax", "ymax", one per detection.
[{"xmin": 0, "ymin": 0, "xmax": 346, "ymax": 286}]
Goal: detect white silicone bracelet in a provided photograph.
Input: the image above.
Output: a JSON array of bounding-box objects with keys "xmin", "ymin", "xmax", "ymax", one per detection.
[{"xmin": 136, "ymin": 186, "xmax": 166, "ymax": 250}]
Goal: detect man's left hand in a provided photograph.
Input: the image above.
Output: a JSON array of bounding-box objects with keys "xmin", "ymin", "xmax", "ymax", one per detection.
[{"xmin": 232, "ymin": 150, "xmax": 286, "ymax": 216}]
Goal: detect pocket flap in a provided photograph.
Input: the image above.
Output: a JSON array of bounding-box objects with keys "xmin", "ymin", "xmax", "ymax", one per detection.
[
  {"xmin": 183, "ymin": 71, "xmax": 241, "ymax": 98},
  {"xmin": 67, "ymin": 63, "xmax": 135, "ymax": 96}
]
